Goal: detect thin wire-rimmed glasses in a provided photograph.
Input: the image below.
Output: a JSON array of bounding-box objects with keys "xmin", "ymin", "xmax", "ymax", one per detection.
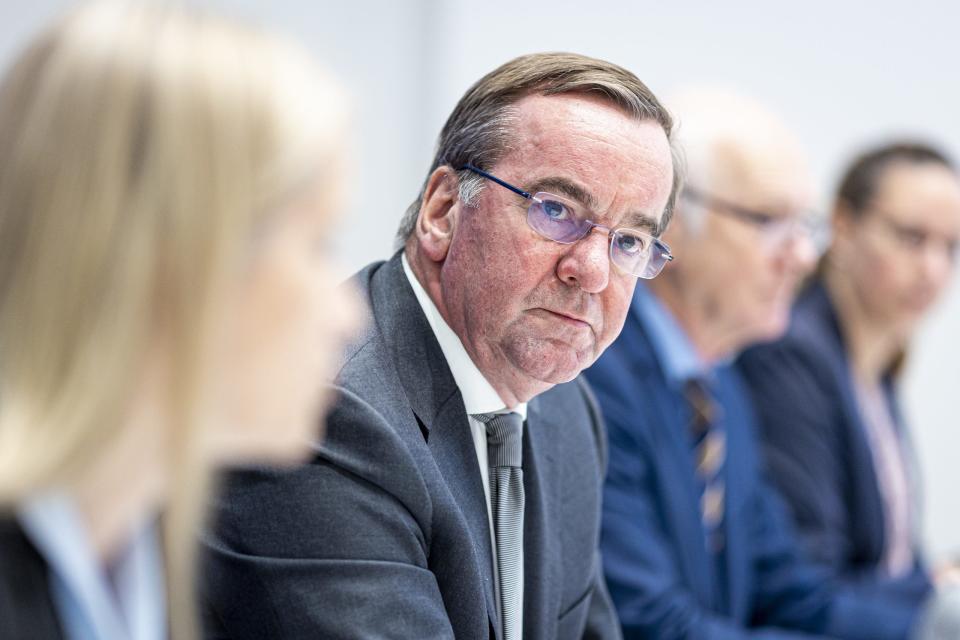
[
  {"xmin": 683, "ymin": 186, "xmax": 830, "ymax": 255},
  {"xmin": 461, "ymin": 164, "xmax": 673, "ymax": 279}
]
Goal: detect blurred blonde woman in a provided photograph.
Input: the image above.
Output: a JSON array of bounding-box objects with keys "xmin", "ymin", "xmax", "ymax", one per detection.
[{"xmin": 0, "ymin": 2, "xmax": 358, "ymax": 639}]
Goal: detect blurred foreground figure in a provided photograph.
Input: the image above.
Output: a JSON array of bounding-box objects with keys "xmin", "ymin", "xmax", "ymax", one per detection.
[
  {"xmin": 586, "ymin": 89, "xmax": 921, "ymax": 638},
  {"xmin": 739, "ymin": 143, "xmax": 960, "ymax": 611},
  {"xmin": 0, "ymin": 3, "xmax": 358, "ymax": 639},
  {"xmin": 204, "ymin": 51, "xmax": 678, "ymax": 639}
]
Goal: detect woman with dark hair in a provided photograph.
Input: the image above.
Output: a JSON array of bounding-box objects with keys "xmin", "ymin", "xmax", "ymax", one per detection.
[{"xmin": 737, "ymin": 142, "xmax": 960, "ymax": 607}]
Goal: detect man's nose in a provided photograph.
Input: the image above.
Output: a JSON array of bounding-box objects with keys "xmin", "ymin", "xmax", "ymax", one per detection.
[{"xmin": 556, "ymin": 225, "xmax": 611, "ymax": 293}]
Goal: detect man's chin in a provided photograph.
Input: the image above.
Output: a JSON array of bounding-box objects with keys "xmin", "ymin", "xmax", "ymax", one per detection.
[{"xmin": 510, "ymin": 348, "xmax": 593, "ymax": 387}]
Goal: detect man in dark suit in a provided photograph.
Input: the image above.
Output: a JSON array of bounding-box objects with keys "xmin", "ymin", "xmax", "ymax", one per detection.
[
  {"xmin": 585, "ymin": 89, "xmax": 922, "ymax": 638},
  {"xmin": 203, "ymin": 52, "xmax": 679, "ymax": 639}
]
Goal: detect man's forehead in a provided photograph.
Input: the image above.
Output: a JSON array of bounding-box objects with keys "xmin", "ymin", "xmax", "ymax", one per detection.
[
  {"xmin": 524, "ymin": 175, "xmax": 663, "ymax": 236},
  {"xmin": 502, "ymin": 95, "xmax": 671, "ymax": 232},
  {"xmin": 713, "ymin": 143, "xmax": 814, "ymax": 215},
  {"xmin": 513, "ymin": 92, "xmax": 646, "ymax": 138}
]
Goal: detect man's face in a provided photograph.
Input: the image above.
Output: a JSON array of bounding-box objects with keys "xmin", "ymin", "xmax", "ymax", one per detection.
[
  {"xmin": 436, "ymin": 93, "xmax": 673, "ymax": 401},
  {"xmin": 670, "ymin": 144, "xmax": 816, "ymax": 348}
]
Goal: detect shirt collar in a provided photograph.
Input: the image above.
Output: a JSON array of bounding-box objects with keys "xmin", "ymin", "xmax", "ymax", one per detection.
[
  {"xmin": 631, "ymin": 283, "xmax": 711, "ymax": 388},
  {"xmin": 402, "ymin": 253, "xmax": 527, "ymax": 419},
  {"xmin": 17, "ymin": 490, "xmax": 166, "ymax": 640}
]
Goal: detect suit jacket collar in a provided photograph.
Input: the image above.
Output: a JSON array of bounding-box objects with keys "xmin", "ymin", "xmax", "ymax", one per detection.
[
  {"xmin": 370, "ymin": 253, "xmax": 509, "ymax": 635},
  {"xmin": 631, "ymin": 284, "xmax": 711, "ymax": 387},
  {"xmin": 624, "ymin": 305, "xmax": 721, "ymax": 609},
  {"xmin": 399, "ymin": 253, "xmax": 527, "ymax": 417},
  {"xmin": 369, "ymin": 254, "xmax": 584, "ymax": 638},
  {"xmin": 795, "ymin": 277, "xmax": 908, "ymax": 556}
]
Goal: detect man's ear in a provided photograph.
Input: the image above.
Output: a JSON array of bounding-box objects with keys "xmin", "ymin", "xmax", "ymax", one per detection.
[{"xmin": 416, "ymin": 166, "xmax": 461, "ymax": 262}]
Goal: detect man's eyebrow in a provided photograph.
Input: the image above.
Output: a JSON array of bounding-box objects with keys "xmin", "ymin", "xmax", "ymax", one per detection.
[
  {"xmin": 525, "ymin": 177, "xmax": 598, "ymax": 211},
  {"xmin": 526, "ymin": 176, "xmax": 662, "ymax": 236},
  {"xmin": 623, "ymin": 212, "xmax": 661, "ymax": 237}
]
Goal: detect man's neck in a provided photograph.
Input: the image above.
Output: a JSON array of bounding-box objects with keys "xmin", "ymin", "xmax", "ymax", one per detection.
[{"xmin": 647, "ymin": 275, "xmax": 741, "ymax": 365}]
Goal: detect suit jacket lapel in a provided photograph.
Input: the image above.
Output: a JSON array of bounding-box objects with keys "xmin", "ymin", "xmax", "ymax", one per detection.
[
  {"xmin": 372, "ymin": 254, "xmax": 500, "ymax": 636},
  {"xmin": 631, "ymin": 317, "xmax": 717, "ymax": 609},
  {"xmin": 429, "ymin": 396, "xmax": 500, "ymax": 637},
  {"xmin": 806, "ymin": 282, "xmax": 887, "ymax": 555}
]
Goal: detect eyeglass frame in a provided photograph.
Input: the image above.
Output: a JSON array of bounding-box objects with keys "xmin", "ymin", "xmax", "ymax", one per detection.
[
  {"xmin": 459, "ymin": 163, "xmax": 674, "ymax": 279},
  {"xmin": 682, "ymin": 186, "xmax": 830, "ymax": 254}
]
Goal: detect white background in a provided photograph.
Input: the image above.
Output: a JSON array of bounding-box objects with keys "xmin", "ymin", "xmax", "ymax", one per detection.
[{"xmin": 1, "ymin": 0, "xmax": 957, "ymax": 561}]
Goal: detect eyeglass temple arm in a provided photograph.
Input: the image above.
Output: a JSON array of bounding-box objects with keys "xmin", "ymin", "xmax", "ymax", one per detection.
[
  {"xmin": 461, "ymin": 164, "xmax": 532, "ymax": 200},
  {"xmin": 685, "ymin": 186, "xmax": 777, "ymax": 225}
]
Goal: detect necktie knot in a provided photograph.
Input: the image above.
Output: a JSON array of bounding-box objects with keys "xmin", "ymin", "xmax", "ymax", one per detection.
[
  {"xmin": 474, "ymin": 412, "xmax": 523, "ymax": 468},
  {"xmin": 684, "ymin": 378, "xmax": 718, "ymax": 435}
]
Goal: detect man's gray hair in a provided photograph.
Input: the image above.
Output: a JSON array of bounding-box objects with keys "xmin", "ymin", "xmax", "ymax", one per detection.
[
  {"xmin": 667, "ymin": 87, "xmax": 808, "ymax": 232},
  {"xmin": 395, "ymin": 52, "xmax": 681, "ymax": 248}
]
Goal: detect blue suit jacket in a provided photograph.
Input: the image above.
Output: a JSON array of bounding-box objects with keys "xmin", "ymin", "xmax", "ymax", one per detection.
[
  {"xmin": 737, "ymin": 279, "xmax": 932, "ymax": 606},
  {"xmin": 584, "ymin": 289, "xmax": 918, "ymax": 639}
]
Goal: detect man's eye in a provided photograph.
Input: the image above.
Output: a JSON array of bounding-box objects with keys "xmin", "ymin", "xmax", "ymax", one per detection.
[
  {"xmin": 750, "ymin": 212, "xmax": 777, "ymax": 227},
  {"xmin": 617, "ymin": 233, "xmax": 647, "ymax": 255},
  {"xmin": 542, "ymin": 200, "xmax": 569, "ymax": 220}
]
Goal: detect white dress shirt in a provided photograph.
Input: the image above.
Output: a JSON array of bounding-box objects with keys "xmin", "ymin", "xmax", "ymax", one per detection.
[{"xmin": 402, "ymin": 253, "xmax": 526, "ymax": 626}]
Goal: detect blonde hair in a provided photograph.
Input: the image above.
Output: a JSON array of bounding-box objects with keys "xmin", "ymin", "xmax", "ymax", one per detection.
[{"xmin": 0, "ymin": 2, "xmax": 346, "ymax": 636}]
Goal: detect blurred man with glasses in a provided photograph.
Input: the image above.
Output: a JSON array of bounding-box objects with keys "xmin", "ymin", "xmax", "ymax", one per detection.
[
  {"xmin": 204, "ymin": 52, "xmax": 676, "ymax": 639},
  {"xmin": 585, "ymin": 89, "xmax": 920, "ymax": 639}
]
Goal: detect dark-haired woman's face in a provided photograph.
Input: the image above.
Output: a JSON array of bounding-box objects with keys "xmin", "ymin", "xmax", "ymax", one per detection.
[{"xmin": 838, "ymin": 162, "xmax": 960, "ymax": 337}]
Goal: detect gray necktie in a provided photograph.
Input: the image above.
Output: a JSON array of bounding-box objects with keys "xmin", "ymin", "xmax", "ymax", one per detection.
[{"xmin": 475, "ymin": 412, "xmax": 524, "ymax": 640}]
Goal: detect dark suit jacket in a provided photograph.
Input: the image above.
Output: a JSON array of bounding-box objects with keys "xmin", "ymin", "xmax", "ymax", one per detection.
[
  {"xmin": 737, "ymin": 279, "xmax": 932, "ymax": 606},
  {"xmin": 584, "ymin": 291, "xmax": 918, "ymax": 640},
  {"xmin": 202, "ymin": 253, "xmax": 621, "ymax": 639},
  {"xmin": 0, "ymin": 517, "xmax": 66, "ymax": 640}
]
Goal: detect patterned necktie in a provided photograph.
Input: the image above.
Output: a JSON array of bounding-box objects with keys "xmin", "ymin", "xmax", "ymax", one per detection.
[
  {"xmin": 474, "ymin": 412, "xmax": 524, "ymax": 640},
  {"xmin": 684, "ymin": 379, "xmax": 726, "ymax": 552}
]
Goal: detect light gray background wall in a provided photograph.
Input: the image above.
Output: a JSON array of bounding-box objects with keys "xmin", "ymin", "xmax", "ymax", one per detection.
[{"xmin": 1, "ymin": 1, "xmax": 956, "ymax": 560}]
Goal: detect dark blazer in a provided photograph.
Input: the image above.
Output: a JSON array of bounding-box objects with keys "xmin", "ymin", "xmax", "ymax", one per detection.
[
  {"xmin": 202, "ymin": 253, "xmax": 621, "ymax": 639},
  {"xmin": 737, "ymin": 279, "xmax": 932, "ymax": 606},
  {"xmin": 0, "ymin": 517, "xmax": 66, "ymax": 640},
  {"xmin": 584, "ymin": 292, "xmax": 918, "ymax": 640}
]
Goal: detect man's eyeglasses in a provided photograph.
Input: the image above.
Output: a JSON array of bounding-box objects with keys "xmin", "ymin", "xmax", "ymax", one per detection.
[
  {"xmin": 460, "ymin": 164, "xmax": 673, "ymax": 279},
  {"xmin": 683, "ymin": 186, "xmax": 830, "ymax": 254}
]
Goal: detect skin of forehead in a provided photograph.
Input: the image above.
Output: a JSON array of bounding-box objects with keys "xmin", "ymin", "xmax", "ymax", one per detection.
[
  {"xmin": 499, "ymin": 92, "xmax": 671, "ymax": 236},
  {"xmin": 672, "ymin": 88, "xmax": 813, "ymax": 214}
]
